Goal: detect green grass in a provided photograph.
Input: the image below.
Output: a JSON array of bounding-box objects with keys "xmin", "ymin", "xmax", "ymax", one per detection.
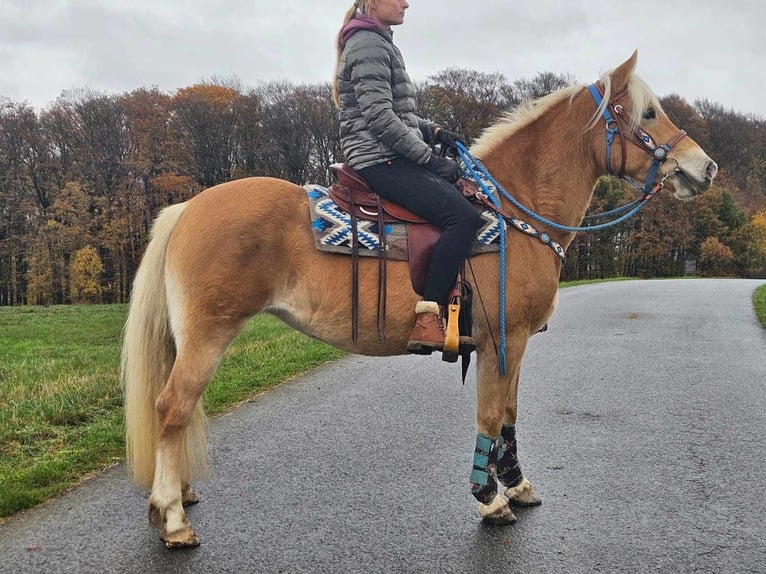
[
  {"xmin": 754, "ymin": 284, "xmax": 766, "ymax": 329},
  {"xmin": 559, "ymin": 277, "xmax": 638, "ymax": 289},
  {"xmin": 0, "ymin": 305, "xmax": 343, "ymax": 520}
]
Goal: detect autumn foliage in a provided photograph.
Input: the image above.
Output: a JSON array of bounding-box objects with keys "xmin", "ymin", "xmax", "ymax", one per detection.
[
  {"xmin": 0, "ymin": 71, "xmax": 764, "ymax": 305},
  {"xmin": 69, "ymin": 246, "xmax": 104, "ymax": 303}
]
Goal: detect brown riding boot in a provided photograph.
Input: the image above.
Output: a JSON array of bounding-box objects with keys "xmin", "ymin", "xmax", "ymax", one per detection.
[{"xmin": 406, "ymin": 301, "xmax": 445, "ymax": 355}]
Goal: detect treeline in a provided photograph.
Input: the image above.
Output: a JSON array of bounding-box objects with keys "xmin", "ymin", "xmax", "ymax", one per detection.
[{"xmin": 1, "ymin": 70, "xmax": 765, "ymax": 305}]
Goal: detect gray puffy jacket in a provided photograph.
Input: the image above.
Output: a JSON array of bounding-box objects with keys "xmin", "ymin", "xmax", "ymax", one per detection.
[{"xmin": 337, "ymin": 27, "xmax": 435, "ymax": 170}]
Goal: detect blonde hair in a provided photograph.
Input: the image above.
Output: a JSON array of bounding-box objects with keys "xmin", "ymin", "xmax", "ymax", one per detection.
[{"xmin": 332, "ymin": 2, "xmax": 373, "ymax": 107}]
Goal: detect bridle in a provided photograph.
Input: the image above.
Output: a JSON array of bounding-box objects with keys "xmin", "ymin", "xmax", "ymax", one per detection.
[
  {"xmin": 587, "ymin": 82, "xmax": 688, "ymax": 196},
  {"xmin": 453, "ymin": 83, "xmax": 690, "ymax": 377}
]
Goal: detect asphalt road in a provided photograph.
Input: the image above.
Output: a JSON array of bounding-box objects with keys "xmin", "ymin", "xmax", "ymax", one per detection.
[{"xmin": 1, "ymin": 279, "xmax": 765, "ymax": 574}]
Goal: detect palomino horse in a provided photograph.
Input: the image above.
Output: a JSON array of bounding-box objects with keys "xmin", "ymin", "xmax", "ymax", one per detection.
[{"xmin": 122, "ymin": 52, "xmax": 717, "ymax": 548}]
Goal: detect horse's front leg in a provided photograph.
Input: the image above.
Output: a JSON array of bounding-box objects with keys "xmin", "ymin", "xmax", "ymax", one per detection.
[
  {"xmin": 471, "ymin": 334, "xmax": 528, "ymax": 524},
  {"xmin": 496, "ymin": 369, "xmax": 543, "ymax": 508}
]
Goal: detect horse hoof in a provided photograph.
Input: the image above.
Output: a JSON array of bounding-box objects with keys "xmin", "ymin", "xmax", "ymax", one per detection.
[
  {"xmin": 148, "ymin": 503, "xmax": 164, "ymax": 529},
  {"xmin": 478, "ymin": 496, "xmax": 517, "ymax": 525},
  {"xmin": 161, "ymin": 529, "xmax": 201, "ymax": 549},
  {"xmin": 505, "ymin": 478, "xmax": 542, "ymax": 507},
  {"xmin": 181, "ymin": 485, "xmax": 200, "ymax": 507}
]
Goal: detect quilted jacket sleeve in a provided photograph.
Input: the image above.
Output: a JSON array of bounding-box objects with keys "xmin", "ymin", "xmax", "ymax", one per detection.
[{"xmin": 345, "ymin": 35, "xmax": 432, "ymax": 165}]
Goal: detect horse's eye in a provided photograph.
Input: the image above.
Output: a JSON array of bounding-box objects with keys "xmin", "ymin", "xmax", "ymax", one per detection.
[{"xmin": 643, "ymin": 108, "xmax": 657, "ymax": 120}]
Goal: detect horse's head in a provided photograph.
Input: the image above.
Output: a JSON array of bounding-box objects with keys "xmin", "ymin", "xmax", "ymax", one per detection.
[{"xmin": 589, "ymin": 51, "xmax": 718, "ymax": 200}]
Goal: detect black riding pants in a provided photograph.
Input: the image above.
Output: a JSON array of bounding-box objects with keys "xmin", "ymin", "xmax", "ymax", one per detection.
[{"xmin": 357, "ymin": 157, "xmax": 484, "ymax": 303}]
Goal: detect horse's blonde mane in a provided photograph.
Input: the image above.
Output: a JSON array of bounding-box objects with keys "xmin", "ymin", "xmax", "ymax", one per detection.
[
  {"xmin": 471, "ymin": 85, "xmax": 583, "ymax": 158},
  {"xmin": 471, "ymin": 66, "xmax": 662, "ymax": 159}
]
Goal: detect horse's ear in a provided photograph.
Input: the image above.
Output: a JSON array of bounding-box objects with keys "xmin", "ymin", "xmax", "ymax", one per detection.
[{"xmin": 611, "ymin": 50, "xmax": 638, "ymax": 92}]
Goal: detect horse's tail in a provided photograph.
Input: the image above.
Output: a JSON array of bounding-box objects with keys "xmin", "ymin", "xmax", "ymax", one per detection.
[{"xmin": 122, "ymin": 201, "xmax": 205, "ymax": 488}]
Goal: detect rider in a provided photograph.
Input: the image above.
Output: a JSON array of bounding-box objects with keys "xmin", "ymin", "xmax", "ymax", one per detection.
[{"xmin": 333, "ymin": 0, "xmax": 483, "ymax": 354}]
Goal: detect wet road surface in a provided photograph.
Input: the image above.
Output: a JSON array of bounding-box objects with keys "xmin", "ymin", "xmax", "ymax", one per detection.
[{"xmin": 1, "ymin": 279, "xmax": 764, "ymax": 573}]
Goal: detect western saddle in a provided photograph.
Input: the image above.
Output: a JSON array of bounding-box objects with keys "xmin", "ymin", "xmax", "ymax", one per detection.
[{"xmin": 329, "ymin": 163, "xmax": 479, "ymax": 363}]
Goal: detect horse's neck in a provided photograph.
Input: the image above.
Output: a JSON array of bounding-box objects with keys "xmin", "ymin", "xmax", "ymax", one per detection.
[{"xmin": 479, "ymin": 95, "xmax": 601, "ymax": 248}]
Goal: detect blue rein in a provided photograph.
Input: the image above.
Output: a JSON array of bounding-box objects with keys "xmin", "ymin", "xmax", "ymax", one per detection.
[
  {"xmin": 456, "ymin": 82, "xmax": 686, "ymax": 375},
  {"xmin": 457, "ymin": 143, "xmax": 657, "ymax": 234}
]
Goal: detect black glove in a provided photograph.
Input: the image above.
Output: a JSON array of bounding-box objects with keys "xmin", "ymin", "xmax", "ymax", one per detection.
[
  {"xmin": 420, "ymin": 124, "xmax": 436, "ymax": 146},
  {"xmin": 425, "ymin": 153, "xmax": 460, "ymax": 183},
  {"xmin": 435, "ymin": 128, "xmax": 465, "ymax": 151}
]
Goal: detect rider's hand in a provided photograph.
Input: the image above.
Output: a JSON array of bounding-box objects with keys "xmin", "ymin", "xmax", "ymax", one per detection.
[
  {"xmin": 420, "ymin": 124, "xmax": 436, "ymax": 146},
  {"xmin": 425, "ymin": 153, "xmax": 460, "ymax": 183},
  {"xmin": 435, "ymin": 128, "xmax": 465, "ymax": 151}
]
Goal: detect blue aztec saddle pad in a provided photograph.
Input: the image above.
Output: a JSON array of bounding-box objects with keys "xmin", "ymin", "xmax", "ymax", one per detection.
[{"xmin": 304, "ymin": 184, "xmax": 501, "ymax": 261}]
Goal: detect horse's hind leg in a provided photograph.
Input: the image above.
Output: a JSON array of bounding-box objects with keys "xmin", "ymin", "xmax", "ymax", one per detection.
[
  {"xmin": 496, "ymin": 369, "xmax": 542, "ymax": 508},
  {"xmin": 149, "ymin": 317, "xmax": 245, "ymax": 549}
]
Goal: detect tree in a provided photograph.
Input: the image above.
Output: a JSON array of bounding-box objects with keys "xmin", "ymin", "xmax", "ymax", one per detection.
[
  {"xmin": 659, "ymin": 94, "xmax": 709, "ymax": 150},
  {"xmin": 297, "ymin": 84, "xmax": 342, "ymax": 186},
  {"xmin": 562, "ymin": 177, "xmax": 632, "ymax": 280},
  {"xmin": 725, "ymin": 208, "xmax": 766, "ymax": 277},
  {"xmin": 695, "ymin": 100, "xmax": 766, "ymax": 212},
  {"xmin": 172, "ymin": 83, "xmax": 239, "ymax": 188},
  {"xmin": 59, "ymin": 90, "xmax": 133, "ymax": 201},
  {"xmin": 750, "ymin": 209, "xmax": 766, "ymax": 277},
  {"xmin": 254, "ymin": 82, "xmax": 313, "ymax": 183},
  {"xmin": 123, "ymin": 87, "xmax": 176, "ymax": 179},
  {"xmin": 24, "ymin": 235, "xmax": 53, "ymax": 305},
  {"xmin": 417, "ymin": 69, "xmax": 514, "ymax": 141},
  {"xmin": 231, "ymin": 91, "xmax": 266, "ymax": 179},
  {"xmin": 752, "ymin": 209, "xmax": 766, "ymax": 251},
  {"xmin": 512, "ymin": 71, "xmax": 577, "ymax": 102},
  {"xmin": 69, "ymin": 246, "xmax": 104, "ymax": 303},
  {"xmin": 621, "ymin": 191, "xmax": 694, "ymax": 278},
  {"xmin": 0, "ymin": 70, "xmax": 764, "ymax": 304},
  {"xmin": 698, "ymin": 236, "xmax": 735, "ymax": 277},
  {"xmin": 0, "ymin": 100, "xmax": 60, "ymax": 303}
]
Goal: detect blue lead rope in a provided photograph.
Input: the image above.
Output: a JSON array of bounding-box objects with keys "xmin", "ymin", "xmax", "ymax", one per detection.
[
  {"xmin": 456, "ymin": 142, "xmax": 655, "ymax": 234},
  {"xmin": 455, "ymin": 142, "xmax": 660, "ymax": 376},
  {"xmin": 457, "ymin": 144, "xmax": 508, "ymax": 374}
]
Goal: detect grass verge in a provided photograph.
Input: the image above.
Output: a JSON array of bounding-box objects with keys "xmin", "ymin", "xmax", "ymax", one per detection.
[
  {"xmin": 559, "ymin": 277, "xmax": 637, "ymax": 288},
  {"xmin": 0, "ymin": 305, "xmax": 343, "ymax": 520},
  {"xmin": 754, "ymin": 283, "xmax": 766, "ymax": 329}
]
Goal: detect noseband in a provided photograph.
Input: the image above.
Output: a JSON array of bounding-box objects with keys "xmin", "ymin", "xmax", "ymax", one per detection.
[{"xmin": 588, "ymin": 82, "xmax": 687, "ymax": 195}]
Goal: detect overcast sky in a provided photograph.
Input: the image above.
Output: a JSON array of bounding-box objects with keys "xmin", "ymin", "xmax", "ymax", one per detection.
[{"xmin": 2, "ymin": 0, "xmax": 764, "ymax": 117}]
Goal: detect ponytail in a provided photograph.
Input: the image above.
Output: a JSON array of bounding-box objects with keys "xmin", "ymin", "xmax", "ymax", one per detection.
[{"xmin": 332, "ymin": 5, "xmax": 359, "ymax": 107}]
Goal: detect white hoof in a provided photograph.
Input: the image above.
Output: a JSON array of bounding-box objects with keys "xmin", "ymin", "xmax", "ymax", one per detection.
[
  {"xmin": 505, "ymin": 477, "xmax": 542, "ymax": 507},
  {"xmin": 478, "ymin": 495, "xmax": 516, "ymax": 524}
]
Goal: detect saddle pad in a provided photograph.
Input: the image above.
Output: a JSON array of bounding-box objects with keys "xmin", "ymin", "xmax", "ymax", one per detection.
[{"xmin": 305, "ymin": 185, "xmax": 501, "ymax": 261}]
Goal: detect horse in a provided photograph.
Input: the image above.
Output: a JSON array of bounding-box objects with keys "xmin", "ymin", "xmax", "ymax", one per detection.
[{"xmin": 122, "ymin": 52, "xmax": 717, "ymax": 548}]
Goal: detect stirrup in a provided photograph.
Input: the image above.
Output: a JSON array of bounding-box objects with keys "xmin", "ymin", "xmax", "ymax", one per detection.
[{"xmin": 441, "ymin": 302, "xmax": 460, "ymax": 363}]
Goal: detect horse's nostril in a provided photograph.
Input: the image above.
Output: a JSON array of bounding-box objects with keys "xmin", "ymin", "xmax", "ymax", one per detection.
[{"xmin": 705, "ymin": 161, "xmax": 718, "ymax": 180}]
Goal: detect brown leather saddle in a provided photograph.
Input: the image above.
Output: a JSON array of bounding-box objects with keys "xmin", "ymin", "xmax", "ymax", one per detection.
[
  {"xmin": 328, "ymin": 163, "xmax": 483, "ymax": 344},
  {"xmin": 329, "ymin": 163, "xmax": 429, "ymax": 224},
  {"xmin": 329, "ymin": 163, "xmax": 442, "ymax": 299}
]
